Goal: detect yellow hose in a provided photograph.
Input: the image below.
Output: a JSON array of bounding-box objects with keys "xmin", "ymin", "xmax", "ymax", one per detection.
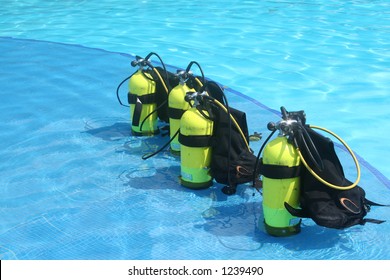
[
  {"xmin": 297, "ymin": 125, "xmax": 361, "ymax": 190},
  {"xmin": 194, "ymin": 77, "xmax": 203, "ymax": 88},
  {"xmin": 152, "ymin": 67, "xmax": 169, "ymax": 94}
]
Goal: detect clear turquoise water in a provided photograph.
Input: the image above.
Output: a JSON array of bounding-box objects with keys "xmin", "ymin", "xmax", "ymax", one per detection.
[{"xmin": 0, "ymin": 0, "xmax": 389, "ymax": 260}]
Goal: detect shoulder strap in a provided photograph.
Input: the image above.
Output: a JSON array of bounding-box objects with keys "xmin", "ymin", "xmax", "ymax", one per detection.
[
  {"xmin": 365, "ymin": 198, "xmax": 390, "ymax": 207},
  {"xmin": 364, "ymin": 198, "xmax": 389, "ymax": 225},
  {"xmin": 362, "ymin": 218, "xmax": 386, "ymax": 225},
  {"xmin": 284, "ymin": 202, "xmax": 310, "ymax": 218}
]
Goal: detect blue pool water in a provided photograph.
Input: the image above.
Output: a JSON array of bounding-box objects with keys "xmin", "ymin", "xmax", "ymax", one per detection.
[{"xmin": 0, "ymin": 0, "xmax": 389, "ymax": 260}]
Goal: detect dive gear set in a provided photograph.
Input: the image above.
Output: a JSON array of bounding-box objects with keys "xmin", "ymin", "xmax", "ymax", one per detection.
[
  {"xmin": 254, "ymin": 107, "xmax": 387, "ymax": 235},
  {"xmin": 116, "ymin": 53, "xmax": 388, "ymax": 235}
]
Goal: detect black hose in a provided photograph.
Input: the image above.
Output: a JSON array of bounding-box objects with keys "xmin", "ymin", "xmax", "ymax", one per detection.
[
  {"xmin": 145, "ymin": 52, "xmax": 171, "ymax": 89},
  {"xmin": 139, "ymin": 99, "xmax": 168, "ymax": 132},
  {"xmin": 294, "ymin": 123, "xmax": 324, "ymax": 171},
  {"xmin": 116, "ymin": 74, "xmax": 133, "ymax": 107},
  {"xmin": 186, "ymin": 61, "xmax": 205, "ymax": 85},
  {"xmin": 196, "ymin": 96, "xmax": 215, "ymax": 121},
  {"xmin": 142, "ymin": 129, "xmax": 180, "ymax": 160}
]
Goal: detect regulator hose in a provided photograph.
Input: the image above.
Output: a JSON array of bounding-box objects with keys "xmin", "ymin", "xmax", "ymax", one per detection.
[
  {"xmin": 185, "ymin": 61, "xmax": 205, "ymax": 86},
  {"xmin": 210, "ymin": 98, "xmax": 250, "ymax": 151},
  {"xmin": 116, "ymin": 74, "xmax": 132, "ymax": 107},
  {"xmin": 292, "ymin": 122, "xmax": 324, "ymax": 171},
  {"xmin": 142, "ymin": 129, "xmax": 180, "ymax": 160},
  {"xmin": 297, "ymin": 125, "xmax": 361, "ymax": 190}
]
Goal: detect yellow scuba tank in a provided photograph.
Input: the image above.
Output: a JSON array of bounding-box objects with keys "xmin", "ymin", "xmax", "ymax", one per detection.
[
  {"xmin": 168, "ymin": 62, "xmax": 204, "ymax": 154},
  {"xmin": 258, "ymin": 110, "xmax": 302, "ymax": 237},
  {"xmin": 128, "ymin": 68, "xmax": 158, "ymax": 135},
  {"xmin": 262, "ymin": 135, "xmax": 301, "ymax": 236},
  {"xmin": 179, "ymin": 91, "xmax": 213, "ymax": 189},
  {"xmin": 126, "ymin": 53, "xmax": 170, "ymax": 136},
  {"xmin": 168, "ymin": 72, "xmax": 194, "ymax": 154}
]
